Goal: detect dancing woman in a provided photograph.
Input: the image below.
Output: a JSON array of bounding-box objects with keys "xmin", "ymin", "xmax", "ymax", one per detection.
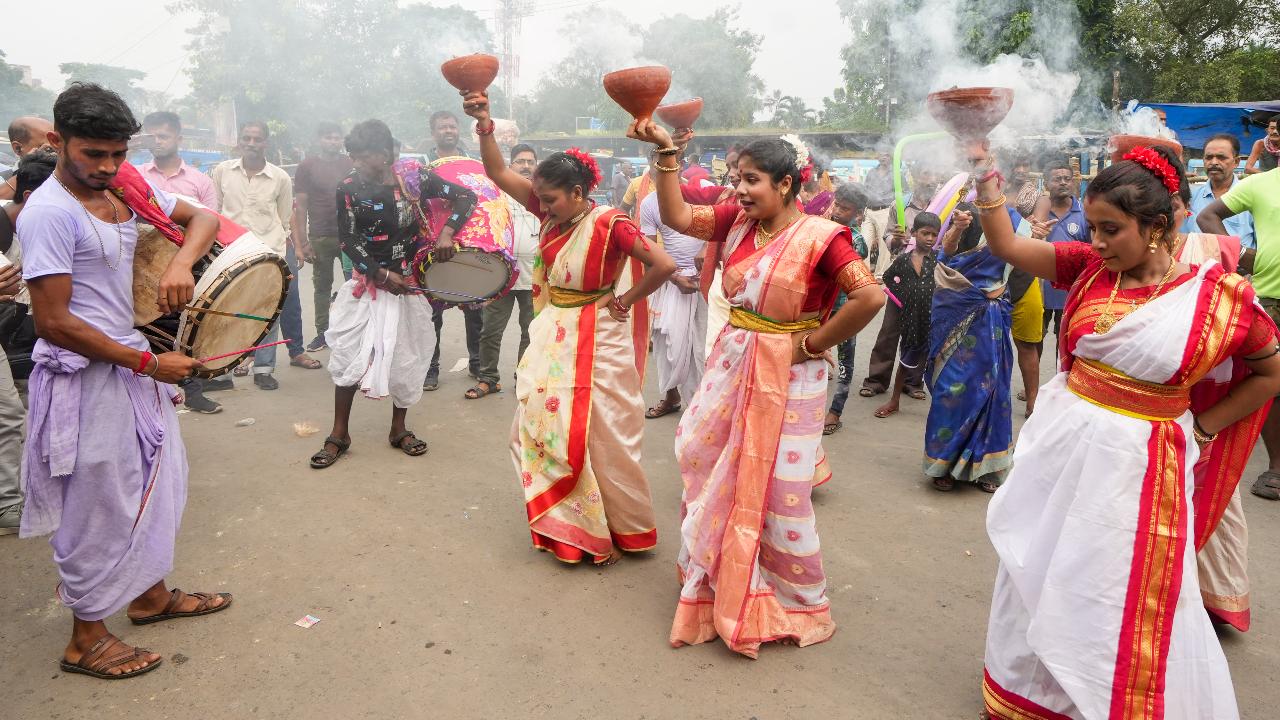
[
  {"xmin": 630, "ymin": 121, "xmax": 885, "ymax": 658},
  {"xmin": 462, "ymin": 90, "xmax": 675, "ymax": 566},
  {"xmin": 924, "ymin": 205, "xmax": 1014, "ymax": 493},
  {"xmin": 972, "ymin": 143, "xmax": 1280, "ymax": 719}
]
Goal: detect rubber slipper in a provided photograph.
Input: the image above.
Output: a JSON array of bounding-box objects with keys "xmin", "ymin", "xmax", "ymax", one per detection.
[
  {"xmin": 874, "ymin": 407, "xmax": 898, "ymax": 419},
  {"xmin": 858, "ymin": 388, "xmax": 876, "ymax": 397},
  {"xmin": 390, "ymin": 430, "xmax": 428, "ymax": 456},
  {"xmin": 290, "ymin": 354, "xmax": 322, "ymax": 370},
  {"xmin": 310, "ymin": 436, "xmax": 350, "ymax": 469},
  {"xmin": 465, "ymin": 382, "xmax": 500, "ymax": 399},
  {"xmin": 130, "ymin": 589, "xmax": 233, "ymax": 625},
  {"xmin": 1251, "ymin": 471, "xmax": 1280, "ymax": 501},
  {"xmin": 907, "ymin": 389, "xmax": 927, "ymax": 400},
  {"xmin": 823, "ymin": 420, "xmax": 842, "ymax": 435},
  {"xmin": 932, "ymin": 477, "xmax": 955, "ymax": 492}
]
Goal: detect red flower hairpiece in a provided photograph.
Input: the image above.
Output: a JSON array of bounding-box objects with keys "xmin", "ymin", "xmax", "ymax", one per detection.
[
  {"xmin": 564, "ymin": 147, "xmax": 602, "ymax": 192},
  {"xmin": 1123, "ymin": 146, "xmax": 1180, "ymax": 195},
  {"xmin": 799, "ymin": 159, "xmax": 815, "ymax": 185}
]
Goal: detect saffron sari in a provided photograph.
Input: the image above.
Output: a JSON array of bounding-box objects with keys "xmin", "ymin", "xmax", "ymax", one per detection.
[
  {"xmin": 511, "ymin": 203, "xmax": 656, "ymax": 564},
  {"xmin": 983, "ymin": 242, "xmax": 1274, "ymax": 720},
  {"xmin": 671, "ymin": 205, "xmax": 875, "ymax": 658},
  {"xmin": 924, "ymin": 244, "xmax": 1014, "ymax": 484}
]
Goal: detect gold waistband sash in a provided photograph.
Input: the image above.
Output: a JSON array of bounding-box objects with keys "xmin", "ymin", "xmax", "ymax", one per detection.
[
  {"xmin": 1066, "ymin": 358, "xmax": 1190, "ymax": 421},
  {"xmin": 729, "ymin": 307, "xmax": 821, "ymax": 334},
  {"xmin": 548, "ymin": 286, "xmax": 613, "ymax": 308}
]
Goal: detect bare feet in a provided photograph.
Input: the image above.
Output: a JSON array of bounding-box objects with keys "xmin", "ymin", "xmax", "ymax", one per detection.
[
  {"xmin": 874, "ymin": 401, "xmax": 899, "ymax": 419},
  {"xmin": 596, "ymin": 545, "xmax": 624, "ymax": 566}
]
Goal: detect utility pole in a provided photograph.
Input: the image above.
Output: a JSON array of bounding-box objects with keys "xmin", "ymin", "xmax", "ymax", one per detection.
[{"xmin": 495, "ymin": 0, "xmax": 532, "ymax": 119}]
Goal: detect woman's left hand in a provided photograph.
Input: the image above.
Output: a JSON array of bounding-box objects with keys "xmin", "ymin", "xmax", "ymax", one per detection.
[
  {"xmin": 607, "ymin": 296, "xmax": 630, "ymax": 322},
  {"xmin": 626, "ymin": 118, "xmax": 673, "ymax": 149}
]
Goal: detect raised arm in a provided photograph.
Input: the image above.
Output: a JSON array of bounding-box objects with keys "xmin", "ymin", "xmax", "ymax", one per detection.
[
  {"xmin": 971, "ymin": 147, "xmax": 1058, "ymax": 282},
  {"xmin": 626, "ymin": 119, "xmax": 694, "ymax": 233},
  {"xmin": 1245, "ymin": 139, "xmax": 1264, "ymax": 175},
  {"xmin": 461, "ymin": 90, "xmax": 531, "ymax": 207}
]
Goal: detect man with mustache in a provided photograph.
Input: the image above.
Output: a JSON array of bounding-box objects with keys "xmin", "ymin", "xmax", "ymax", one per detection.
[{"xmin": 1183, "ymin": 133, "xmax": 1254, "ymax": 250}]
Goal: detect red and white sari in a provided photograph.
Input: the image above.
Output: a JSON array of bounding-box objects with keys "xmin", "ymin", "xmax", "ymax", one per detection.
[
  {"xmin": 983, "ymin": 242, "xmax": 1274, "ymax": 720},
  {"xmin": 670, "ymin": 205, "xmax": 875, "ymax": 658},
  {"xmin": 511, "ymin": 203, "xmax": 656, "ymax": 564}
]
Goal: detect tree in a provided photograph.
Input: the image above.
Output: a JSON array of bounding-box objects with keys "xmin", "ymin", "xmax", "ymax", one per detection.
[
  {"xmin": 639, "ymin": 7, "xmax": 765, "ymax": 129},
  {"xmin": 0, "ymin": 51, "xmax": 55, "ymax": 120},
  {"xmin": 523, "ymin": 8, "xmax": 642, "ymax": 134},
  {"xmin": 771, "ymin": 95, "xmax": 815, "ymax": 130},
  {"xmin": 177, "ymin": 0, "xmax": 498, "ymax": 153},
  {"xmin": 58, "ymin": 62, "xmax": 155, "ymax": 114}
]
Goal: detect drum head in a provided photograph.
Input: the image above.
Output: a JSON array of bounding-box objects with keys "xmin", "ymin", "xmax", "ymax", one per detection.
[
  {"xmin": 180, "ymin": 252, "xmax": 289, "ymax": 377},
  {"xmin": 132, "ymin": 224, "xmax": 180, "ymax": 326},
  {"xmin": 420, "ymin": 248, "xmax": 513, "ymax": 304}
]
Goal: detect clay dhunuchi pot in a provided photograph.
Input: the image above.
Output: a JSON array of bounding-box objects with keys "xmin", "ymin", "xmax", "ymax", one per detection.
[
  {"xmin": 441, "ymin": 54, "xmax": 500, "ymax": 92},
  {"xmin": 603, "ymin": 66, "xmax": 673, "ymax": 121},
  {"xmin": 926, "ymin": 87, "xmax": 1015, "ymax": 141},
  {"xmin": 1108, "ymin": 134, "xmax": 1184, "ymax": 164},
  {"xmin": 656, "ymin": 98, "xmax": 703, "ymax": 129}
]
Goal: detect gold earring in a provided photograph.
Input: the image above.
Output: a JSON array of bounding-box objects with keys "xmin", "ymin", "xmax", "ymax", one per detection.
[{"xmin": 1149, "ymin": 229, "xmax": 1163, "ymax": 253}]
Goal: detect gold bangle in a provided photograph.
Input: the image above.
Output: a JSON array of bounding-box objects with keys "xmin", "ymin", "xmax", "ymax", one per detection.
[
  {"xmin": 654, "ymin": 146, "xmax": 680, "ymax": 157},
  {"xmin": 800, "ymin": 331, "xmax": 824, "ymax": 359},
  {"xmin": 973, "ymin": 194, "xmax": 1007, "ymax": 210},
  {"xmin": 652, "ymin": 162, "xmax": 680, "ymax": 173}
]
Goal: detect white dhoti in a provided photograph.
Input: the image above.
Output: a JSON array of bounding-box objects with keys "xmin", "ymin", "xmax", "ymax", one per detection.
[
  {"xmin": 325, "ymin": 279, "xmax": 435, "ymax": 408},
  {"xmin": 650, "ymin": 274, "xmax": 707, "ymax": 400}
]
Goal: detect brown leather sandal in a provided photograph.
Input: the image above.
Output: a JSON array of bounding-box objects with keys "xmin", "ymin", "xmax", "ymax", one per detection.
[
  {"xmin": 129, "ymin": 588, "xmax": 233, "ymax": 625},
  {"xmin": 60, "ymin": 634, "xmax": 162, "ymax": 679}
]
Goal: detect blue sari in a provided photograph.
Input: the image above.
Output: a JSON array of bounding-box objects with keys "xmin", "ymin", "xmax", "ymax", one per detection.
[{"xmin": 923, "ymin": 244, "xmax": 1014, "ymax": 485}]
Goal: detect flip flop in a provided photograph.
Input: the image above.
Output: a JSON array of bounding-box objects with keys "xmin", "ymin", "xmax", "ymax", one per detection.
[
  {"xmin": 1251, "ymin": 471, "xmax": 1280, "ymax": 500},
  {"xmin": 129, "ymin": 588, "xmax": 233, "ymax": 625},
  {"xmin": 464, "ymin": 382, "xmax": 500, "ymax": 399},
  {"xmin": 874, "ymin": 406, "xmax": 898, "ymax": 419},
  {"xmin": 60, "ymin": 635, "xmax": 162, "ymax": 680},
  {"xmin": 645, "ymin": 400, "xmax": 681, "ymax": 419},
  {"xmin": 390, "ymin": 430, "xmax": 428, "ymax": 456},
  {"xmin": 823, "ymin": 420, "xmax": 843, "ymax": 435},
  {"xmin": 907, "ymin": 388, "xmax": 927, "ymax": 400},
  {"xmin": 290, "ymin": 354, "xmax": 322, "ymax": 370},
  {"xmin": 858, "ymin": 387, "xmax": 877, "ymax": 398},
  {"xmin": 310, "ymin": 436, "xmax": 350, "ymax": 469}
]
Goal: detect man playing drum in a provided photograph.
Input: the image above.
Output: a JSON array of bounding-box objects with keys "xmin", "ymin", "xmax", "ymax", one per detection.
[
  {"xmin": 17, "ymin": 83, "xmax": 233, "ymax": 680},
  {"xmin": 311, "ymin": 119, "xmax": 476, "ymax": 468}
]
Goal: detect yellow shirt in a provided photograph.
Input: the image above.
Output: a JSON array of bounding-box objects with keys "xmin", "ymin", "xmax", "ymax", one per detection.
[{"xmin": 210, "ymin": 158, "xmax": 293, "ymax": 254}]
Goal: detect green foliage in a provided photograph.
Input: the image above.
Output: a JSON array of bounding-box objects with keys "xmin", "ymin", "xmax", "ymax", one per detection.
[
  {"xmin": 0, "ymin": 51, "xmax": 55, "ymax": 120},
  {"xmin": 58, "ymin": 62, "xmax": 153, "ymax": 113},
  {"xmin": 177, "ymin": 0, "xmax": 500, "ymax": 152},
  {"xmin": 524, "ymin": 6, "xmax": 766, "ymax": 133},
  {"xmin": 1150, "ymin": 46, "xmax": 1280, "ymax": 103}
]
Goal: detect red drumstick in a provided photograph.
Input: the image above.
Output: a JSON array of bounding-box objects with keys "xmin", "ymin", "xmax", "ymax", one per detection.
[{"xmin": 197, "ymin": 339, "xmax": 293, "ymax": 365}]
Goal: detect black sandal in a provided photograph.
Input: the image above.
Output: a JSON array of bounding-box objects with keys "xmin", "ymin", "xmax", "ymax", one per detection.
[
  {"xmin": 464, "ymin": 381, "xmax": 500, "ymax": 399},
  {"xmin": 390, "ymin": 430, "xmax": 428, "ymax": 456},
  {"xmin": 645, "ymin": 398, "xmax": 682, "ymax": 419},
  {"xmin": 310, "ymin": 436, "xmax": 350, "ymax": 469}
]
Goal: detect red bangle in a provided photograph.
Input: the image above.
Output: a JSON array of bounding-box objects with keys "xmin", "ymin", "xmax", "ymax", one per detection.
[
  {"xmin": 135, "ymin": 351, "xmax": 154, "ymax": 374},
  {"xmin": 476, "ymin": 121, "xmax": 495, "ymax": 136},
  {"xmin": 610, "ymin": 297, "xmax": 629, "ymax": 315},
  {"xmin": 978, "ymin": 169, "xmax": 1004, "ymax": 186}
]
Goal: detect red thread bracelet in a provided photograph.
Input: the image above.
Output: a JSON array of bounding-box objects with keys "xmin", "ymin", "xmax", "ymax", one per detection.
[
  {"xmin": 136, "ymin": 351, "xmax": 154, "ymax": 375},
  {"xmin": 476, "ymin": 121, "xmax": 495, "ymax": 136}
]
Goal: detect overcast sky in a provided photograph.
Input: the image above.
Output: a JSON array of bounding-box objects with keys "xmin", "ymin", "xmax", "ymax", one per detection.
[{"xmin": 3, "ymin": 0, "xmax": 847, "ymax": 108}]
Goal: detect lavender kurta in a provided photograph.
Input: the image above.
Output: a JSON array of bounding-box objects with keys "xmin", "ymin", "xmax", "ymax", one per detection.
[{"xmin": 16, "ymin": 179, "xmax": 189, "ymax": 621}]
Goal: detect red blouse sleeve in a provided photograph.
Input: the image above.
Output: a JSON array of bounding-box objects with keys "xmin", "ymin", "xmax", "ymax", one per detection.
[
  {"xmin": 1239, "ymin": 303, "xmax": 1279, "ymax": 358},
  {"xmin": 608, "ymin": 214, "xmax": 645, "ymax": 256},
  {"xmin": 682, "ymin": 183, "xmax": 725, "ymax": 205},
  {"xmin": 685, "ymin": 203, "xmax": 741, "ymax": 243},
  {"xmin": 1052, "ymin": 241, "xmax": 1099, "ymax": 290},
  {"xmin": 817, "ymin": 229, "xmax": 861, "ymax": 276}
]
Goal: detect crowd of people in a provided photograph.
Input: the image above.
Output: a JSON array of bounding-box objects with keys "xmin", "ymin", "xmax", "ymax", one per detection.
[{"xmin": 2, "ymin": 78, "xmax": 1279, "ymax": 719}]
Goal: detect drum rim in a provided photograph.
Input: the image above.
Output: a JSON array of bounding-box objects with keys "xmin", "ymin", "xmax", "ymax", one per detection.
[
  {"xmin": 419, "ymin": 247, "xmax": 515, "ymax": 305},
  {"xmin": 178, "ymin": 254, "xmax": 290, "ymax": 378}
]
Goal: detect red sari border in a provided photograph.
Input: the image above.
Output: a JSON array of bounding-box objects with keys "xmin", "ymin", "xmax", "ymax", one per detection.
[{"xmin": 983, "ymin": 669, "xmax": 1074, "ymax": 720}]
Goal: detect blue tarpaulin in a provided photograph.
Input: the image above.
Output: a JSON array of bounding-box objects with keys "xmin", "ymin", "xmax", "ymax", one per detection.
[{"xmin": 1136, "ymin": 101, "xmax": 1280, "ymax": 151}]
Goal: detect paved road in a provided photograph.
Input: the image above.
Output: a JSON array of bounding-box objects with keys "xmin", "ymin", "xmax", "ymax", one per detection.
[{"xmin": 3, "ymin": 269, "xmax": 1277, "ymax": 719}]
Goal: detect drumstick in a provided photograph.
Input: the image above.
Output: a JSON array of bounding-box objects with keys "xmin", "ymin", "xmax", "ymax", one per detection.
[
  {"xmin": 198, "ymin": 339, "xmax": 293, "ymax": 364},
  {"xmin": 407, "ymin": 287, "xmax": 488, "ymax": 303},
  {"xmin": 184, "ymin": 305, "xmax": 273, "ymax": 323}
]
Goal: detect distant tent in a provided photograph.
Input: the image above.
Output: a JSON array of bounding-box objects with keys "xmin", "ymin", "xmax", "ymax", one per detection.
[{"xmin": 1136, "ymin": 101, "xmax": 1280, "ymax": 151}]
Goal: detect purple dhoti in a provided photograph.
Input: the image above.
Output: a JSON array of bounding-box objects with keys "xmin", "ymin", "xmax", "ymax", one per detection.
[{"xmin": 20, "ymin": 341, "xmax": 188, "ymax": 622}]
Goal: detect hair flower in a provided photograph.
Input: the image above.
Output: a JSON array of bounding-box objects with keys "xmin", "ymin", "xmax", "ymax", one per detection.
[
  {"xmin": 779, "ymin": 134, "xmax": 810, "ymax": 173},
  {"xmin": 1122, "ymin": 146, "xmax": 1180, "ymax": 195},
  {"xmin": 564, "ymin": 147, "xmax": 603, "ymax": 193}
]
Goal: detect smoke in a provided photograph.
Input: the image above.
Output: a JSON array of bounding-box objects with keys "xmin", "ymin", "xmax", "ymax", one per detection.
[
  {"xmin": 886, "ymin": 0, "xmax": 1088, "ymax": 151},
  {"xmin": 1118, "ymin": 100, "xmax": 1178, "ymax": 140}
]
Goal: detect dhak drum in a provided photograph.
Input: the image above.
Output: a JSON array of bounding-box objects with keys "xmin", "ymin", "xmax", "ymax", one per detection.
[
  {"xmin": 133, "ymin": 224, "xmax": 290, "ymax": 378},
  {"xmin": 411, "ymin": 156, "xmax": 517, "ymax": 306}
]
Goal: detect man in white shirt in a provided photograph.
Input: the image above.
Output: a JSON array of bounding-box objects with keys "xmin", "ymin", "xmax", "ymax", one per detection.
[
  {"xmin": 209, "ymin": 121, "xmax": 320, "ymax": 390},
  {"xmin": 639, "ymin": 183, "xmax": 706, "ymax": 418},
  {"xmin": 469, "ymin": 144, "xmax": 539, "ymax": 398}
]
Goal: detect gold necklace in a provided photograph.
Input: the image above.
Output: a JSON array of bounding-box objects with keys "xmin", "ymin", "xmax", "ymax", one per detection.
[
  {"xmin": 1093, "ymin": 258, "xmax": 1178, "ymax": 334},
  {"xmin": 755, "ymin": 213, "xmax": 799, "ymax": 249}
]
